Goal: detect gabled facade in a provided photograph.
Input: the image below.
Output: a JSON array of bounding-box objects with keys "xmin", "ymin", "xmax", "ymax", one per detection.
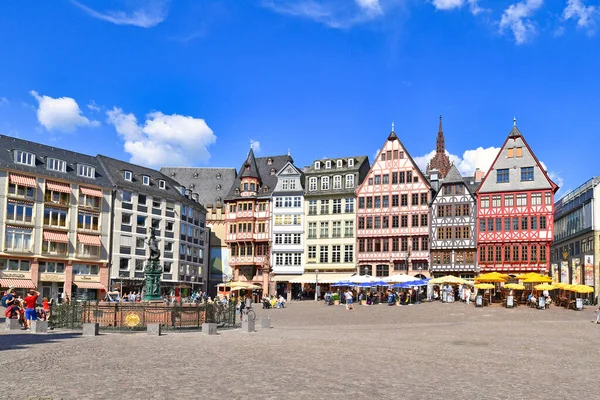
[
  {"xmin": 356, "ymin": 128, "xmax": 433, "ymax": 278},
  {"xmin": 429, "ymin": 165, "xmax": 478, "ymax": 277},
  {"xmin": 271, "ymin": 161, "xmax": 305, "ymax": 297},
  {"xmin": 302, "ymin": 156, "xmax": 370, "ymax": 291},
  {"xmin": 476, "ymin": 120, "xmax": 558, "ymax": 274},
  {"xmin": 224, "ymin": 148, "xmax": 292, "ymax": 294}
]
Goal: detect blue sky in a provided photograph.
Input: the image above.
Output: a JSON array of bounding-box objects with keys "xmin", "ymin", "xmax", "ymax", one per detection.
[{"xmin": 0, "ymin": 0, "xmax": 599, "ymax": 197}]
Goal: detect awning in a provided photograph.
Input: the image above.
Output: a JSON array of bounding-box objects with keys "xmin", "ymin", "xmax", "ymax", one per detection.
[
  {"xmin": 80, "ymin": 187, "xmax": 103, "ymax": 197},
  {"xmin": 77, "ymin": 233, "xmax": 101, "ymax": 246},
  {"xmin": 46, "ymin": 181, "xmax": 71, "ymax": 193},
  {"xmin": 273, "ymin": 274, "xmax": 302, "ymax": 282},
  {"xmin": 0, "ymin": 279, "xmax": 36, "ymax": 289},
  {"xmin": 74, "ymin": 282, "xmax": 106, "ymax": 290},
  {"xmin": 43, "ymin": 230, "xmax": 69, "ymax": 243},
  {"xmin": 290, "ymin": 273, "xmax": 354, "ymax": 284},
  {"xmin": 9, "ymin": 173, "xmax": 36, "ymax": 188}
]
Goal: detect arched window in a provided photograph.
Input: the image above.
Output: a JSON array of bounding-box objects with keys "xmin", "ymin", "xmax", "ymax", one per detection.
[{"xmin": 216, "ymin": 185, "xmax": 221, "ymax": 190}]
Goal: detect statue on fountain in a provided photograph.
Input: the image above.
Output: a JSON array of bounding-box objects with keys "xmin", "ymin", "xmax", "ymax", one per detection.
[{"xmin": 144, "ymin": 227, "xmax": 162, "ymax": 301}]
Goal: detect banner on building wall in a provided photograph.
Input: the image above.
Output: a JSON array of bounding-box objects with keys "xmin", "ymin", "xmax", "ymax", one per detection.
[
  {"xmin": 584, "ymin": 255, "xmax": 594, "ymax": 287},
  {"xmin": 560, "ymin": 261, "xmax": 569, "ymax": 283},
  {"xmin": 572, "ymin": 258, "xmax": 581, "ymax": 285},
  {"xmin": 210, "ymin": 248, "xmax": 231, "ymax": 278},
  {"xmin": 551, "ymin": 263, "xmax": 559, "ymax": 283}
]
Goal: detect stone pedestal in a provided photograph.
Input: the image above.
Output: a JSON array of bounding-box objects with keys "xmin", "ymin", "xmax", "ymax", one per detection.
[
  {"xmin": 241, "ymin": 319, "xmax": 255, "ymax": 333},
  {"xmin": 202, "ymin": 323, "xmax": 218, "ymax": 335},
  {"xmin": 147, "ymin": 323, "xmax": 162, "ymax": 336},
  {"xmin": 260, "ymin": 317, "xmax": 271, "ymax": 329},
  {"xmin": 82, "ymin": 323, "xmax": 99, "ymax": 336},
  {"xmin": 5, "ymin": 318, "xmax": 21, "ymax": 330},
  {"xmin": 30, "ymin": 320, "xmax": 48, "ymax": 333}
]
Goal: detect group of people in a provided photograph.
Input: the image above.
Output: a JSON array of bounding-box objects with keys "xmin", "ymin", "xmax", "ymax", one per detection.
[
  {"xmin": 262, "ymin": 295, "xmax": 286, "ymax": 309},
  {"xmin": 2, "ymin": 288, "xmax": 52, "ymax": 330}
]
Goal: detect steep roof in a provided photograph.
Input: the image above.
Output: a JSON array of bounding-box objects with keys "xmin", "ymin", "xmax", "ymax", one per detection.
[
  {"xmin": 241, "ymin": 148, "xmax": 260, "ymax": 179},
  {"xmin": 442, "ymin": 164, "xmax": 463, "ymax": 184},
  {"xmin": 97, "ymin": 155, "xmax": 205, "ymax": 210},
  {"xmin": 0, "ymin": 134, "xmax": 112, "ymax": 187},
  {"xmin": 160, "ymin": 167, "xmax": 237, "ymax": 208},
  {"xmin": 225, "ymin": 153, "xmax": 293, "ymax": 200}
]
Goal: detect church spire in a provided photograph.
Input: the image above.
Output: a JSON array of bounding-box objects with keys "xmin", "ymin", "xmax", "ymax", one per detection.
[
  {"xmin": 436, "ymin": 115, "xmax": 445, "ymax": 154},
  {"xmin": 427, "ymin": 115, "xmax": 451, "ymax": 178}
]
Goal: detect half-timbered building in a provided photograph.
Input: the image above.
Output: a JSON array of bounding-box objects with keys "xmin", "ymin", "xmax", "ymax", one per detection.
[
  {"xmin": 476, "ymin": 120, "xmax": 558, "ymax": 274},
  {"xmin": 430, "ymin": 164, "xmax": 479, "ymax": 278},
  {"xmin": 356, "ymin": 127, "xmax": 432, "ymax": 278}
]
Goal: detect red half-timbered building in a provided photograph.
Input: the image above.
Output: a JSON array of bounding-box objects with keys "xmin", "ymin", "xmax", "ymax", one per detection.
[
  {"xmin": 356, "ymin": 127, "xmax": 433, "ymax": 278},
  {"xmin": 476, "ymin": 120, "xmax": 559, "ymax": 274}
]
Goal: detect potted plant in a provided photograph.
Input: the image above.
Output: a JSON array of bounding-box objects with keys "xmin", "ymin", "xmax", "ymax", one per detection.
[{"xmin": 331, "ymin": 293, "xmax": 340, "ymax": 306}]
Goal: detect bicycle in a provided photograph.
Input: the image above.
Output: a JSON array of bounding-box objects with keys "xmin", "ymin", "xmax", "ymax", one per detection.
[{"xmin": 240, "ymin": 305, "xmax": 256, "ymax": 322}]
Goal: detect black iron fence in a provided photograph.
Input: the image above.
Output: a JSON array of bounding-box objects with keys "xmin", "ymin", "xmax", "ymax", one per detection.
[{"xmin": 50, "ymin": 299, "xmax": 238, "ymax": 331}]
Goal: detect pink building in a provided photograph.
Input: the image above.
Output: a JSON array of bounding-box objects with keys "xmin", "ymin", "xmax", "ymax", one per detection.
[{"xmin": 356, "ymin": 127, "xmax": 432, "ymax": 278}]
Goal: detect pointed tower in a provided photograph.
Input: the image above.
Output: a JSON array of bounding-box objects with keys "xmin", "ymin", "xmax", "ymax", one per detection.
[
  {"xmin": 426, "ymin": 115, "xmax": 452, "ymax": 178},
  {"xmin": 355, "ymin": 124, "xmax": 433, "ymax": 278},
  {"xmin": 475, "ymin": 119, "xmax": 559, "ymax": 275}
]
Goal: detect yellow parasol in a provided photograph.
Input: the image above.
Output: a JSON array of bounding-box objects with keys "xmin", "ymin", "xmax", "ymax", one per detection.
[
  {"xmin": 474, "ymin": 283, "xmax": 495, "ymax": 289},
  {"xmin": 563, "ymin": 284, "xmax": 574, "ymax": 291},
  {"xmin": 523, "ymin": 275, "xmax": 553, "ymax": 283},
  {"xmin": 554, "ymin": 282, "xmax": 568, "ymax": 289},
  {"xmin": 476, "ymin": 272, "xmax": 510, "ymax": 281},
  {"xmin": 571, "ymin": 284, "xmax": 594, "ymax": 294},
  {"xmin": 534, "ymin": 283, "xmax": 556, "ymax": 291},
  {"xmin": 515, "ymin": 272, "xmax": 541, "ymax": 280},
  {"xmin": 504, "ymin": 283, "xmax": 525, "ymax": 290}
]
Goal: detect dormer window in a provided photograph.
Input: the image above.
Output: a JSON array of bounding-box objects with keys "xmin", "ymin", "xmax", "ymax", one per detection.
[
  {"xmin": 235, "ymin": 188, "xmax": 240, "ymax": 195},
  {"xmin": 159, "ymin": 180, "xmax": 166, "ymax": 189},
  {"xmin": 217, "ymin": 185, "xmax": 221, "ymax": 190},
  {"xmin": 142, "ymin": 175, "xmax": 150, "ymax": 186},
  {"xmin": 170, "ymin": 172, "xmax": 176, "ymax": 178},
  {"xmin": 14, "ymin": 150, "xmax": 35, "ymax": 166},
  {"xmin": 325, "ymin": 161, "xmax": 331, "ymax": 169},
  {"xmin": 216, "ymin": 173, "xmax": 221, "ymax": 179},
  {"xmin": 348, "ymin": 159, "xmax": 354, "ymax": 167},
  {"xmin": 189, "ymin": 184, "xmax": 195, "ymax": 190},
  {"xmin": 124, "ymin": 171, "xmax": 132, "ymax": 181},
  {"xmin": 193, "ymin": 173, "xmax": 198, "ymax": 178},
  {"xmin": 245, "ymin": 164, "xmax": 250, "ymax": 171},
  {"xmin": 77, "ymin": 164, "xmax": 95, "ymax": 179},
  {"xmin": 263, "ymin": 186, "xmax": 269, "ymax": 193},
  {"xmin": 315, "ymin": 161, "xmax": 321, "ymax": 170},
  {"xmin": 267, "ymin": 158, "xmax": 273, "ymax": 165},
  {"xmin": 270, "ymin": 168, "xmax": 276, "ymax": 175},
  {"xmin": 216, "ymin": 196, "xmax": 221, "ymax": 203},
  {"xmin": 337, "ymin": 160, "xmax": 343, "ymax": 168},
  {"xmin": 47, "ymin": 158, "xmax": 66, "ymax": 172}
]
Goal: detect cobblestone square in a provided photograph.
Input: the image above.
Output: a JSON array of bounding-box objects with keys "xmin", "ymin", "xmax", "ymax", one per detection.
[{"xmin": 1, "ymin": 301, "xmax": 597, "ymax": 399}]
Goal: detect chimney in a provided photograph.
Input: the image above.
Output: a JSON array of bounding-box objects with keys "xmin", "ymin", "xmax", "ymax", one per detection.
[
  {"xmin": 474, "ymin": 168, "xmax": 485, "ymax": 182},
  {"xmin": 428, "ymin": 169, "xmax": 440, "ymax": 192}
]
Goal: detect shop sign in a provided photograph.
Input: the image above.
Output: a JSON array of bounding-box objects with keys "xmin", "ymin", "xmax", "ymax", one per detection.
[
  {"xmin": 560, "ymin": 261, "xmax": 569, "ymax": 283},
  {"xmin": 39, "ymin": 273, "xmax": 65, "ymax": 282},
  {"xmin": 0, "ymin": 271, "xmax": 29, "ymax": 279},
  {"xmin": 584, "ymin": 255, "xmax": 594, "ymax": 287},
  {"xmin": 74, "ymin": 275, "xmax": 100, "ymax": 282},
  {"xmin": 572, "ymin": 258, "xmax": 581, "ymax": 285}
]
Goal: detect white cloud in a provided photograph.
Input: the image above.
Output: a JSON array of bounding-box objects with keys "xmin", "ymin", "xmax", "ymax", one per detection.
[
  {"xmin": 432, "ymin": 0, "xmax": 486, "ymax": 15},
  {"xmin": 250, "ymin": 139, "xmax": 261, "ymax": 153},
  {"xmin": 29, "ymin": 90, "xmax": 99, "ymax": 132},
  {"xmin": 499, "ymin": 0, "xmax": 544, "ymax": 45},
  {"xmin": 563, "ymin": 0, "xmax": 597, "ymax": 31},
  {"xmin": 87, "ymin": 100, "xmax": 101, "ymax": 111},
  {"xmin": 262, "ymin": 0, "xmax": 397, "ymax": 28},
  {"xmin": 414, "ymin": 147, "xmax": 501, "ymax": 177},
  {"xmin": 71, "ymin": 0, "xmax": 168, "ymax": 28},
  {"xmin": 106, "ymin": 107, "xmax": 216, "ymax": 168}
]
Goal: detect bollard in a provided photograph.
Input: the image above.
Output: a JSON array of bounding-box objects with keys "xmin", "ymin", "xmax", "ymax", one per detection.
[
  {"xmin": 260, "ymin": 317, "xmax": 271, "ymax": 329},
  {"xmin": 5, "ymin": 318, "xmax": 21, "ymax": 330},
  {"xmin": 147, "ymin": 323, "xmax": 162, "ymax": 336},
  {"xmin": 241, "ymin": 319, "xmax": 255, "ymax": 333},
  {"xmin": 202, "ymin": 323, "xmax": 218, "ymax": 335},
  {"xmin": 30, "ymin": 320, "xmax": 48, "ymax": 333},
  {"xmin": 82, "ymin": 323, "xmax": 99, "ymax": 336}
]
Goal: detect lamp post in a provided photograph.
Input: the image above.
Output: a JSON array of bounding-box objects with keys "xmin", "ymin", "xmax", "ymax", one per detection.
[{"xmin": 315, "ymin": 269, "xmax": 319, "ymax": 301}]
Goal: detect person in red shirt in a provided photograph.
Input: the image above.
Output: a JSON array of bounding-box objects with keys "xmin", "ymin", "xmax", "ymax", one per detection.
[{"xmin": 23, "ymin": 290, "xmax": 39, "ymax": 330}]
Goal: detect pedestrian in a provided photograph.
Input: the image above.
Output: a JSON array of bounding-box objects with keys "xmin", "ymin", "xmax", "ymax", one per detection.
[
  {"xmin": 345, "ymin": 290, "xmax": 354, "ymax": 310},
  {"xmin": 465, "ymin": 286, "xmax": 471, "ymax": 305},
  {"xmin": 60, "ymin": 290, "xmax": 67, "ymax": 304},
  {"xmin": 42, "ymin": 297, "xmax": 51, "ymax": 321},
  {"xmin": 23, "ymin": 289, "xmax": 40, "ymax": 331}
]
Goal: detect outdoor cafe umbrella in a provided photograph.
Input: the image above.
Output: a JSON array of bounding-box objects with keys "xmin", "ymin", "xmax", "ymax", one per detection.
[
  {"xmin": 350, "ymin": 275, "xmax": 375, "ymax": 284},
  {"xmin": 474, "ymin": 283, "xmax": 495, "ymax": 290},
  {"xmin": 382, "ymin": 274, "xmax": 418, "ymax": 283},
  {"xmin": 475, "ymin": 272, "xmax": 508, "ymax": 283},
  {"xmin": 523, "ymin": 275, "xmax": 553, "ymax": 284},
  {"xmin": 430, "ymin": 275, "xmax": 466, "ymax": 285},
  {"xmin": 571, "ymin": 284, "xmax": 594, "ymax": 294},
  {"xmin": 515, "ymin": 272, "xmax": 540, "ymax": 280},
  {"xmin": 534, "ymin": 283, "xmax": 556, "ymax": 291},
  {"xmin": 504, "ymin": 283, "xmax": 525, "ymax": 290},
  {"xmin": 332, "ymin": 281, "xmax": 353, "ymax": 287}
]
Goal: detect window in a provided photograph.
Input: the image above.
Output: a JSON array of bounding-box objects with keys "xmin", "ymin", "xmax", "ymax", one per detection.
[
  {"xmin": 374, "ymin": 196, "xmax": 381, "ymax": 208},
  {"xmin": 521, "ymin": 217, "xmax": 528, "ymax": 230},
  {"xmin": 344, "ymin": 198, "xmax": 354, "ymax": 213},
  {"xmin": 366, "ymin": 197, "xmax": 373, "ymax": 208},
  {"xmin": 44, "ymin": 207, "xmax": 68, "ymax": 228},
  {"xmin": 14, "ymin": 150, "xmax": 36, "ymax": 166},
  {"xmin": 496, "ymin": 218, "xmax": 501, "ymax": 232},
  {"xmin": 375, "ymin": 175, "xmax": 381, "ymax": 185},
  {"xmin": 345, "ymin": 174, "xmax": 354, "ymax": 188},
  {"xmin": 344, "ymin": 220, "xmax": 354, "ymax": 237},
  {"xmin": 401, "ymin": 215, "xmax": 408, "ymax": 228},
  {"xmin": 320, "ymin": 199, "xmax": 329, "ymax": 214},
  {"xmin": 123, "ymin": 191, "xmax": 132, "ymax": 203},
  {"xmin": 507, "ymin": 148, "xmax": 514, "ymax": 158},
  {"xmin": 421, "ymin": 214, "xmax": 428, "ymax": 227},
  {"xmin": 540, "ymin": 216, "xmax": 547, "ymax": 229},
  {"xmin": 142, "ymin": 175, "xmax": 150, "ymax": 185},
  {"xmin": 545, "ymin": 193, "xmax": 552, "ymax": 205},
  {"xmin": 337, "ymin": 160, "xmax": 343, "ymax": 168},
  {"xmin": 47, "ymin": 158, "xmax": 66, "ymax": 172},
  {"xmin": 42, "ymin": 239, "xmax": 68, "ymax": 256},
  {"xmin": 163, "ymin": 261, "xmax": 172, "ymax": 274},
  {"xmin": 368, "ymin": 178, "xmax": 373, "ymax": 185},
  {"xmin": 77, "ymin": 242, "xmax": 100, "ymax": 258},
  {"xmin": 392, "ymin": 195, "xmax": 399, "ymax": 207},
  {"xmin": 39, "ymin": 261, "xmax": 65, "ymax": 273},
  {"xmin": 332, "ymin": 245, "xmax": 341, "ymax": 263},
  {"xmin": 308, "ymin": 246, "xmax": 317, "ymax": 260},
  {"xmin": 321, "ymin": 177, "xmax": 330, "ymax": 190},
  {"xmin": 344, "ymin": 245, "xmax": 353, "ymax": 263},
  {"xmin": 516, "ymin": 194, "xmax": 527, "ymax": 206},
  {"xmin": 45, "ymin": 189, "xmax": 70, "ymax": 206},
  {"xmin": 152, "ymin": 219, "xmax": 160, "ymax": 230},
  {"xmin": 366, "ymin": 217, "xmax": 373, "ymax": 229},
  {"xmin": 77, "ymin": 164, "xmax": 95, "ymax": 179},
  {"xmin": 119, "ymin": 258, "xmax": 130, "ymax": 271},
  {"xmin": 6, "ymin": 201, "xmax": 33, "ymax": 223},
  {"xmin": 420, "ymin": 193, "xmax": 428, "ymax": 205},
  {"xmin": 376, "ymin": 265, "xmax": 389, "ymax": 277},
  {"xmin": 521, "ymin": 167, "xmax": 534, "ymax": 181},
  {"xmin": 159, "ymin": 180, "xmax": 166, "ymax": 189},
  {"xmin": 1, "ymin": 259, "xmax": 30, "ymax": 271},
  {"xmin": 325, "ymin": 161, "xmax": 331, "ymax": 169},
  {"xmin": 383, "ymin": 175, "xmax": 389, "ymax": 184},
  {"xmin": 381, "ymin": 152, "xmax": 386, "ymax": 161},
  {"xmin": 504, "ymin": 195, "xmax": 514, "ymax": 207},
  {"xmin": 401, "ymin": 194, "xmax": 408, "ymax": 206},
  {"xmin": 492, "ymin": 196, "xmax": 501, "ymax": 208},
  {"xmin": 348, "ymin": 159, "xmax": 354, "ymax": 167},
  {"xmin": 309, "ymin": 177, "xmax": 317, "ymax": 191},
  {"xmin": 333, "ymin": 176, "xmax": 342, "ymax": 189},
  {"xmin": 496, "ymin": 169, "xmax": 509, "ymax": 183},
  {"xmin": 320, "ymin": 222, "xmax": 329, "ymax": 238},
  {"xmin": 480, "ymin": 196, "xmax": 489, "ymax": 208},
  {"xmin": 137, "ymin": 215, "xmax": 146, "ymax": 227},
  {"xmin": 315, "ymin": 161, "xmax": 321, "ymax": 169},
  {"xmin": 332, "ymin": 199, "xmax": 342, "ymax": 214},
  {"xmin": 392, "ymin": 216, "xmax": 399, "ymax": 228},
  {"xmin": 78, "ymin": 212, "xmax": 99, "ymax": 231},
  {"xmin": 531, "ymin": 193, "xmax": 542, "ymax": 205},
  {"xmin": 79, "ymin": 192, "xmax": 101, "ymax": 209},
  {"xmin": 8, "ymin": 182, "xmax": 35, "ymax": 199},
  {"xmin": 164, "ymin": 241, "xmax": 173, "ymax": 252},
  {"xmin": 515, "ymin": 147, "xmax": 523, "ymax": 157},
  {"xmin": 124, "ymin": 171, "xmax": 132, "ymax": 181},
  {"xmin": 5, "ymin": 227, "xmax": 32, "ymax": 251},
  {"xmin": 319, "ymin": 246, "xmax": 328, "ymax": 263},
  {"xmin": 479, "ymin": 220, "xmax": 486, "ymax": 233},
  {"xmin": 412, "ymin": 215, "xmax": 419, "ymax": 227}
]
